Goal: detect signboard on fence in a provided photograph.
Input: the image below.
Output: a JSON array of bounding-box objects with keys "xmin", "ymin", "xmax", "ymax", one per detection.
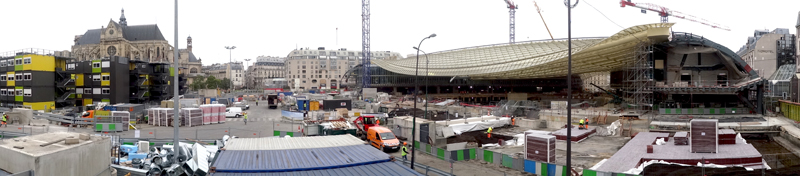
[{"xmin": 551, "ymin": 101, "xmax": 568, "ymax": 110}]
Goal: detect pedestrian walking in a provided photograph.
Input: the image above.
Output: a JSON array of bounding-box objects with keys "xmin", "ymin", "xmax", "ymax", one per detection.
[{"xmin": 244, "ymin": 112, "xmax": 248, "ymax": 125}]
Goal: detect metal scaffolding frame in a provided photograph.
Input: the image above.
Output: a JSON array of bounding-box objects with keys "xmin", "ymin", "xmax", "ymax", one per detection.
[{"xmin": 625, "ymin": 41, "xmax": 654, "ymax": 113}]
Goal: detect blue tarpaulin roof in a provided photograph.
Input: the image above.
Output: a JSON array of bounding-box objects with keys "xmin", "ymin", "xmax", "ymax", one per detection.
[
  {"xmin": 210, "ymin": 162, "xmax": 422, "ymax": 176},
  {"xmin": 212, "ymin": 145, "xmax": 391, "ymax": 172}
]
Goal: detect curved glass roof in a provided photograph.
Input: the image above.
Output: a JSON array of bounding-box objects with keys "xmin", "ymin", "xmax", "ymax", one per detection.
[{"xmin": 373, "ymin": 23, "xmax": 674, "ymax": 79}]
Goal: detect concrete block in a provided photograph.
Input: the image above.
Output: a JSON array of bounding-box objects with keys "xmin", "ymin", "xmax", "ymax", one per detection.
[
  {"xmin": 65, "ymin": 138, "xmax": 79, "ymax": 145},
  {"xmin": 79, "ymin": 134, "xmax": 90, "ymax": 140}
]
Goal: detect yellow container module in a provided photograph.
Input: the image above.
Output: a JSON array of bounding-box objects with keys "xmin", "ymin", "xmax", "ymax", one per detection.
[{"xmin": 310, "ymin": 101, "xmax": 320, "ymax": 111}]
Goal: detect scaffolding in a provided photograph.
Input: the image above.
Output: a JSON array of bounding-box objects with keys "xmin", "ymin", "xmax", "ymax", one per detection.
[{"xmin": 624, "ymin": 41, "xmax": 654, "ymax": 113}]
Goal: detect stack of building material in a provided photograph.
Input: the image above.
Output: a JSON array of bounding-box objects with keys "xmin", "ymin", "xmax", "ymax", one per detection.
[
  {"xmin": 148, "ymin": 108, "xmax": 157, "ymax": 125},
  {"xmin": 199, "ymin": 105, "xmax": 213, "ymax": 125},
  {"xmin": 718, "ymin": 129, "xmax": 736, "ymax": 145},
  {"xmin": 111, "ymin": 111, "xmax": 130, "ymax": 130},
  {"xmin": 524, "ymin": 133, "xmax": 556, "ymax": 163},
  {"xmin": 216, "ymin": 104, "xmax": 226, "ymax": 123},
  {"xmin": 209, "ymin": 104, "xmax": 218, "ymax": 124},
  {"xmin": 674, "ymin": 132, "xmax": 688, "ymax": 145},
  {"xmin": 690, "ymin": 119, "xmax": 718, "ymax": 153},
  {"xmin": 182, "ymin": 108, "xmax": 203, "ymax": 127}
]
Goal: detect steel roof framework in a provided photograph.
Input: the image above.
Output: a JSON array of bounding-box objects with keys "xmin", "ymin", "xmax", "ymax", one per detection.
[{"xmin": 372, "ymin": 23, "xmax": 674, "ymax": 79}]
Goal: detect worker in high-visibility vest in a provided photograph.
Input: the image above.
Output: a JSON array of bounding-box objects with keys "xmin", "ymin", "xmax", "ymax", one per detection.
[
  {"xmin": 244, "ymin": 112, "xmax": 248, "ymax": 125},
  {"xmin": 487, "ymin": 127, "xmax": 493, "ymax": 138},
  {"xmin": 1, "ymin": 113, "xmax": 7, "ymax": 127},
  {"xmin": 579, "ymin": 118, "xmax": 585, "ymax": 129},
  {"xmin": 401, "ymin": 142, "xmax": 409, "ymax": 160}
]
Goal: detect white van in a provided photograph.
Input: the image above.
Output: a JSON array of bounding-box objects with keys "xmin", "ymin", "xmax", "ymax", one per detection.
[{"xmin": 225, "ymin": 107, "xmax": 243, "ymax": 118}]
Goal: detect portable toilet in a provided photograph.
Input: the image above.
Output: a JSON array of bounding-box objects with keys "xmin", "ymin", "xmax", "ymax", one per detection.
[
  {"xmin": 310, "ymin": 101, "xmax": 320, "ymax": 111},
  {"xmin": 297, "ymin": 98, "xmax": 310, "ymax": 111}
]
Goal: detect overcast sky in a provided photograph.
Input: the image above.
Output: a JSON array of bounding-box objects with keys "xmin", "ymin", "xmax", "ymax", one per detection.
[{"xmin": 1, "ymin": 0, "xmax": 798, "ymax": 68}]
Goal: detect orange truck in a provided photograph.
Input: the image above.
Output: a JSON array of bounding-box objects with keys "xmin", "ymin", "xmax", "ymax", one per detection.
[
  {"xmin": 353, "ymin": 115, "xmax": 400, "ymax": 152},
  {"xmin": 366, "ymin": 126, "xmax": 400, "ymax": 152}
]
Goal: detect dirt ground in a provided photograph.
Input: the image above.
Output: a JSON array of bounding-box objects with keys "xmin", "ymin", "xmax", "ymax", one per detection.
[
  {"xmin": 389, "ymin": 108, "xmax": 462, "ymax": 121},
  {"xmin": 642, "ymin": 163, "xmax": 800, "ymax": 176},
  {"xmin": 447, "ymin": 129, "xmax": 515, "ymax": 146}
]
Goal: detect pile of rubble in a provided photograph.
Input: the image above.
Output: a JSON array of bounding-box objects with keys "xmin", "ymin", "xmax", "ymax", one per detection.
[{"xmin": 113, "ymin": 136, "xmax": 231, "ymax": 176}]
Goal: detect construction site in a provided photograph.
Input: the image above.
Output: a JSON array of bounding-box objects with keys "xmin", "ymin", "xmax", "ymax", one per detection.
[{"xmin": 4, "ymin": 1, "xmax": 800, "ymax": 176}]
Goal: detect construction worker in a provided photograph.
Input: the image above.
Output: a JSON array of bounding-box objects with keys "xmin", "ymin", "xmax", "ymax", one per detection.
[
  {"xmin": 256, "ymin": 100, "xmax": 258, "ymax": 106},
  {"xmin": 511, "ymin": 117, "xmax": 515, "ymax": 126},
  {"xmin": 244, "ymin": 112, "xmax": 248, "ymax": 125},
  {"xmin": 579, "ymin": 118, "xmax": 585, "ymax": 129},
  {"xmin": 1, "ymin": 113, "xmax": 7, "ymax": 127},
  {"xmin": 585, "ymin": 118, "xmax": 589, "ymax": 128},
  {"xmin": 487, "ymin": 127, "xmax": 493, "ymax": 138},
  {"xmin": 401, "ymin": 142, "xmax": 409, "ymax": 160}
]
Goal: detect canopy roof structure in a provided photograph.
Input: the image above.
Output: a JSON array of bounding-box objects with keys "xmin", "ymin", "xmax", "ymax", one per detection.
[{"xmin": 373, "ymin": 23, "xmax": 674, "ymax": 79}]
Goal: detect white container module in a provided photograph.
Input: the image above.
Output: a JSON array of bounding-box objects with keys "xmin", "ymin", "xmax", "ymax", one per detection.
[
  {"xmin": 111, "ymin": 111, "xmax": 131, "ymax": 131},
  {"xmin": 182, "ymin": 108, "xmax": 203, "ymax": 127},
  {"xmin": 199, "ymin": 105, "xmax": 213, "ymax": 125},
  {"xmin": 217, "ymin": 104, "xmax": 226, "ymax": 123},
  {"xmin": 208, "ymin": 104, "xmax": 218, "ymax": 123}
]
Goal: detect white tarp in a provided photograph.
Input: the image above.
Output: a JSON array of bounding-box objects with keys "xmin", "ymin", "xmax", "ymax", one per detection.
[
  {"xmin": 443, "ymin": 116, "xmax": 510, "ymax": 137},
  {"xmin": 435, "ymin": 99, "xmax": 456, "ymax": 106}
]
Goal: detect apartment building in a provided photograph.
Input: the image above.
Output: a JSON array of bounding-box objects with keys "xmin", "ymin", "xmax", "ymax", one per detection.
[
  {"xmin": 202, "ymin": 62, "xmax": 245, "ymax": 88},
  {"xmin": 246, "ymin": 56, "xmax": 285, "ymax": 89},
  {"xmin": 736, "ymin": 28, "xmax": 796, "ymax": 78},
  {"xmin": 285, "ymin": 47, "xmax": 402, "ymax": 90}
]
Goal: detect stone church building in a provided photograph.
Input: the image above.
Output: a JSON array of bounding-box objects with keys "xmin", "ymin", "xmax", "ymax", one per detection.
[{"xmin": 71, "ymin": 9, "xmax": 202, "ymax": 83}]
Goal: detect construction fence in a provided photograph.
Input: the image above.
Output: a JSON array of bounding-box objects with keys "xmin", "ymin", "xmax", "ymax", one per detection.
[
  {"xmin": 412, "ymin": 140, "xmax": 642, "ymax": 176},
  {"xmin": 779, "ymin": 100, "xmax": 800, "ymax": 122}
]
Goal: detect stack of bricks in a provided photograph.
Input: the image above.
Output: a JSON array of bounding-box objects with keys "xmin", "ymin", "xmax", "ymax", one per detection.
[
  {"xmin": 674, "ymin": 132, "xmax": 688, "ymax": 145},
  {"xmin": 718, "ymin": 129, "xmax": 737, "ymax": 145}
]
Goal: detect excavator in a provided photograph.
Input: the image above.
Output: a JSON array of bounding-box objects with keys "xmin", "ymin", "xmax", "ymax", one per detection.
[
  {"xmin": 590, "ymin": 83, "xmax": 624, "ymax": 104},
  {"xmin": 352, "ymin": 115, "xmax": 379, "ymax": 139},
  {"xmin": 352, "ymin": 115, "xmax": 401, "ymax": 152}
]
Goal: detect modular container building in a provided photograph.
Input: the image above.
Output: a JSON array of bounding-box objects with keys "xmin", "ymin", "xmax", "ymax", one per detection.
[
  {"xmin": 322, "ymin": 99, "xmax": 352, "ymax": 111},
  {"xmin": 0, "ymin": 53, "xmax": 73, "ymax": 110}
]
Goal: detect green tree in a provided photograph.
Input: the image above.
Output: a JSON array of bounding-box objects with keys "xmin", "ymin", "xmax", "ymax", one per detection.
[
  {"xmin": 220, "ymin": 78, "xmax": 231, "ymax": 90},
  {"xmin": 190, "ymin": 76, "xmax": 206, "ymax": 90},
  {"xmin": 205, "ymin": 76, "xmax": 219, "ymax": 89}
]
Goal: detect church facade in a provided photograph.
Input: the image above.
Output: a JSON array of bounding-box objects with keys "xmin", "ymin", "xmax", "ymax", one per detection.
[{"xmin": 71, "ymin": 9, "xmax": 202, "ymax": 83}]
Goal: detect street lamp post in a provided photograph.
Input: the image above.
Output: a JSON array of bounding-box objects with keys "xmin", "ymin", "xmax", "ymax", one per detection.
[
  {"xmin": 412, "ymin": 46, "xmax": 429, "ymax": 116},
  {"xmin": 411, "ymin": 33, "xmax": 436, "ymax": 169},
  {"xmin": 244, "ymin": 58, "xmax": 251, "ymax": 90},
  {"xmin": 565, "ymin": 0, "xmax": 578, "ymax": 172},
  {"xmin": 225, "ymin": 46, "xmax": 236, "ymax": 92}
]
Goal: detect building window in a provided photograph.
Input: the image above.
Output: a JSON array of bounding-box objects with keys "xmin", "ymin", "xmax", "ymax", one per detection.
[
  {"xmin": 0, "ymin": 74, "xmax": 5, "ymax": 81},
  {"xmin": 92, "ymin": 62, "xmax": 101, "ymax": 68},
  {"xmin": 93, "ymin": 88, "xmax": 101, "ymax": 94},
  {"xmin": 0, "ymin": 90, "xmax": 5, "ymax": 96},
  {"xmin": 76, "ymin": 88, "xmax": 83, "ymax": 94},
  {"xmin": 102, "ymin": 88, "xmax": 110, "ymax": 94},
  {"xmin": 15, "ymin": 74, "xmax": 21, "ymax": 81},
  {"xmin": 23, "ymin": 73, "xmax": 31, "ymax": 81},
  {"xmin": 7, "ymin": 59, "xmax": 13, "ymax": 66},
  {"xmin": 67, "ymin": 63, "xmax": 76, "ymax": 70},
  {"xmin": 15, "ymin": 90, "xmax": 22, "ymax": 96},
  {"xmin": 23, "ymin": 58, "xmax": 31, "ymax": 64},
  {"xmin": 101, "ymin": 61, "xmax": 110, "ymax": 68},
  {"xmin": 15, "ymin": 58, "xmax": 22, "ymax": 65},
  {"xmin": 93, "ymin": 75, "xmax": 101, "ymax": 81},
  {"xmin": 102, "ymin": 75, "xmax": 110, "ymax": 81},
  {"xmin": 0, "ymin": 60, "xmax": 5, "ymax": 67},
  {"xmin": 23, "ymin": 89, "xmax": 31, "ymax": 97},
  {"xmin": 84, "ymin": 89, "xmax": 92, "ymax": 94}
]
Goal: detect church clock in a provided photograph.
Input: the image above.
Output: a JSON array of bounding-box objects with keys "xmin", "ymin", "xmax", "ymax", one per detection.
[{"xmin": 107, "ymin": 46, "xmax": 117, "ymax": 56}]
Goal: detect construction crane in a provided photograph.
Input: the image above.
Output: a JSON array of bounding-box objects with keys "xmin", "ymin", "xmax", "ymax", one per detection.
[
  {"xmin": 504, "ymin": 0, "xmax": 518, "ymax": 43},
  {"xmin": 533, "ymin": 1, "xmax": 554, "ymax": 40},
  {"xmin": 362, "ymin": 0, "xmax": 371, "ymax": 88},
  {"xmin": 620, "ymin": 0, "xmax": 730, "ymax": 31}
]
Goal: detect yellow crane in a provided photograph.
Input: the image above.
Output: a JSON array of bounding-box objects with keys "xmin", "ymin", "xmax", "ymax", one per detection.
[{"xmin": 533, "ymin": 1, "xmax": 554, "ymax": 40}]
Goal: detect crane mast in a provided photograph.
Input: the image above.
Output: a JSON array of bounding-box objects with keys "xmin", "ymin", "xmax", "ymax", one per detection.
[{"xmin": 504, "ymin": 0, "xmax": 518, "ymax": 43}]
